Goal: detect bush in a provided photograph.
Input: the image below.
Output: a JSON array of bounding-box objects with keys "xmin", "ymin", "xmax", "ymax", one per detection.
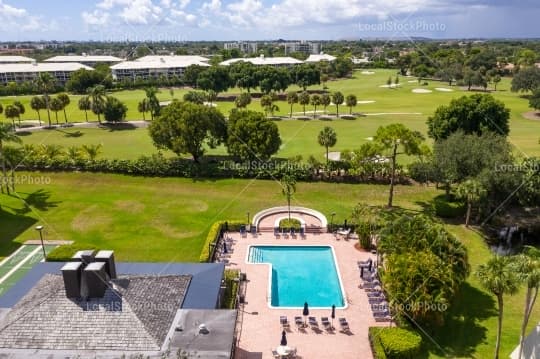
[
  {"xmin": 46, "ymin": 243, "xmax": 98, "ymax": 261},
  {"xmin": 340, "ymin": 115, "xmax": 357, "ymax": 120},
  {"xmin": 432, "ymin": 196, "xmax": 465, "ymax": 218},
  {"xmin": 369, "ymin": 327, "xmax": 388, "ymax": 359},
  {"xmin": 221, "ymin": 269, "xmax": 240, "ymax": 309},
  {"xmin": 378, "ymin": 328, "xmax": 421, "ymax": 358},
  {"xmin": 199, "ymin": 220, "xmax": 244, "ymax": 263},
  {"xmin": 357, "ymin": 221, "xmax": 372, "ymax": 249},
  {"xmin": 279, "ymin": 218, "xmax": 301, "ymax": 230}
]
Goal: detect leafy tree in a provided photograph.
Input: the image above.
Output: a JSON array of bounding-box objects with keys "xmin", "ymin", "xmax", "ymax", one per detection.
[
  {"xmin": 298, "ymin": 91, "xmax": 310, "ymax": 116},
  {"xmin": 234, "ymin": 93, "xmax": 251, "ymax": 109},
  {"xmin": 35, "ymin": 72, "xmax": 55, "ymax": 126},
  {"xmin": 144, "ymin": 87, "xmax": 161, "ymax": 120},
  {"xmin": 12, "ymin": 101, "xmax": 25, "ymax": 127},
  {"xmin": 492, "ymin": 75, "xmax": 501, "ymax": 91},
  {"xmin": 456, "ymin": 179, "xmax": 486, "ymax": 227},
  {"xmin": 183, "ymin": 65, "xmax": 207, "ymax": 87},
  {"xmin": 3, "ymin": 146, "xmax": 23, "ymax": 192},
  {"xmin": 66, "ymin": 68, "xmax": 108, "ymax": 94},
  {"xmin": 321, "ymin": 93, "xmax": 331, "ymax": 114},
  {"xmin": 49, "ymin": 98, "xmax": 63, "ymax": 125},
  {"xmin": 226, "ymin": 109, "xmax": 281, "ymax": 161},
  {"xmin": 318, "ymin": 126, "xmax": 337, "ymax": 166},
  {"xmin": 329, "ymin": 57, "xmax": 353, "ymax": 78},
  {"xmin": 228, "ymin": 62, "xmax": 258, "ymax": 93},
  {"xmin": 529, "ymin": 88, "xmax": 540, "ymax": 112},
  {"xmin": 260, "ymin": 95, "xmax": 278, "ymax": 116},
  {"xmin": 373, "ymin": 124, "xmax": 424, "ymax": 207},
  {"xmin": 0, "ymin": 123, "xmax": 22, "ymax": 194},
  {"xmin": 280, "ymin": 173, "xmax": 297, "ymax": 221},
  {"xmin": 292, "ymin": 63, "xmax": 321, "ymax": 90},
  {"xmin": 427, "ymin": 94, "xmax": 510, "ymax": 140},
  {"xmin": 87, "ymin": 85, "xmax": 107, "ymax": 123},
  {"xmin": 197, "ymin": 66, "xmax": 231, "ymax": 94},
  {"xmin": 183, "ymin": 91, "xmax": 207, "ymax": 105},
  {"xmin": 310, "ymin": 94, "xmax": 321, "ymax": 119},
  {"xmin": 4, "ymin": 105, "xmax": 19, "ymax": 128},
  {"xmin": 103, "ymin": 97, "xmax": 128, "ymax": 123},
  {"xmin": 286, "ymin": 91, "xmax": 298, "ymax": 118},
  {"xmin": 476, "ymin": 256, "xmax": 520, "ymax": 359},
  {"xmin": 345, "ymin": 94, "xmax": 357, "ymax": 114},
  {"xmin": 57, "ymin": 93, "xmax": 70, "ymax": 123},
  {"xmin": 511, "ymin": 67, "xmax": 540, "ymax": 93},
  {"xmin": 517, "ymin": 49, "xmax": 538, "ymax": 67},
  {"xmin": 30, "ymin": 96, "xmax": 46, "ymax": 126},
  {"xmin": 78, "ymin": 96, "xmax": 92, "ymax": 122},
  {"xmin": 257, "ymin": 66, "xmax": 291, "ymax": 94},
  {"xmin": 331, "ymin": 91, "xmax": 344, "ymax": 117},
  {"xmin": 148, "ymin": 101, "xmax": 227, "ymax": 162}
]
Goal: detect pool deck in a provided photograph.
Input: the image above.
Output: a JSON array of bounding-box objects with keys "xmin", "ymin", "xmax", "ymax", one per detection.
[{"xmin": 227, "ymin": 231, "xmax": 388, "ymax": 359}]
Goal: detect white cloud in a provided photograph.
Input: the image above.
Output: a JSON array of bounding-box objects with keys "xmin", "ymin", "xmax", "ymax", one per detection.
[
  {"xmin": 0, "ymin": 0, "xmax": 43, "ymax": 31},
  {"xmin": 82, "ymin": 10, "xmax": 110, "ymax": 26}
]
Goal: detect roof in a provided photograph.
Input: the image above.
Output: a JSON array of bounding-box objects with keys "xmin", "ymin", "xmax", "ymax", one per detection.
[
  {"xmin": 510, "ymin": 322, "xmax": 540, "ymax": 359},
  {"xmin": 111, "ymin": 58, "xmax": 210, "ymax": 70},
  {"xmin": 305, "ymin": 54, "xmax": 337, "ymax": 62},
  {"xmin": 0, "ymin": 274, "xmax": 191, "ymax": 352},
  {"xmin": 220, "ymin": 56, "xmax": 303, "ymax": 66},
  {"xmin": 135, "ymin": 55, "xmax": 209, "ymax": 63},
  {"xmin": 44, "ymin": 55, "xmax": 123, "ymax": 63},
  {"xmin": 0, "ymin": 56, "xmax": 34, "ymax": 63},
  {"xmin": 0, "ymin": 62, "xmax": 93, "ymax": 73}
]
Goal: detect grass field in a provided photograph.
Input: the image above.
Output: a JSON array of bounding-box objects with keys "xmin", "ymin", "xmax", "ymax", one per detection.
[
  {"xmin": 0, "ymin": 171, "xmax": 537, "ymax": 358},
  {"xmin": 3, "ymin": 69, "xmax": 540, "ymax": 160}
]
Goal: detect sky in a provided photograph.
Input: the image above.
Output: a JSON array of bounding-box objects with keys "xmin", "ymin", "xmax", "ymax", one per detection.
[{"xmin": 1, "ymin": 0, "xmax": 539, "ymax": 42}]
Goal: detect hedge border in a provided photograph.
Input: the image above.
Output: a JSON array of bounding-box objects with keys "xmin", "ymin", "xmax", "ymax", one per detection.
[{"xmin": 199, "ymin": 220, "xmax": 244, "ymax": 263}]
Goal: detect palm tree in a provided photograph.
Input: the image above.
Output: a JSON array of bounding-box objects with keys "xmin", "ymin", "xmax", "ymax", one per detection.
[
  {"xmin": 78, "ymin": 96, "xmax": 92, "ymax": 122},
  {"xmin": 331, "ymin": 91, "xmax": 344, "ymax": 117},
  {"xmin": 318, "ymin": 126, "xmax": 337, "ymax": 166},
  {"xmin": 30, "ymin": 96, "xmax": 45, "ymax": 126},
  {"xmin": 49, "ymin": 98, "xmax": 63, "ymax": 125},
  {"xmin": 81, "ymin": 144, "xmax": 102, "ymax": 161},
  {"xmin": 13, "ymin": 101, "xmax": 25, "ymax": 127},
  {"xmin": 3, "ymin": 146, "xmax": 23, "ymax": 192},
  {"xmin": 35, "ymin": 72, "xmax": 55, "ymax": 127},
  {"xmin": 87, "ymin": 85, "xmax": 107, "ymax": 123},
  {"xmin": 310, "ymin": 94, "xmax": 321, "ymax": 119},
  {"xmin": 298, "ymin": 91, "xmax": 310, "ymax": 117},
  {"xmin": 144, "ymin": 87, "xmax": 160, "ymax": 120},
  {"xmin": 66, "ymin": 146, "xmax": 82, "ymax": 164},
  {"xmin": 0, "ymin": 103, "xmax": 3, "ymax": 117},
  {"xmin": 286, "ymin": 91, "xmax": 298, "ymax": 118},
  {"xmin": 4, "ymin": 105, "xmax": 19, "ymax": 129},
  {"xmin": 138, "ymin": 99, "xmax": 149, "ymax": 121},
  {"xmin": 321, "ymin": 93, "xmax": 331, "ymax": 114},
  {"xmin": 40, "ymin": 144, "xmax": 64, "ymax": 160},
  {"xmin": 476, "ymin": 256, "xmax": 520, "ymax": 359},
  {"xmin": 456, "ymin": 179, "xmax": 486, "ymax": 227},
  {"xmin": 0, "ymin": 123, "xmax": 22, "ymax": 194},
  {"xmin": 57, "ymin": 93, "xmax": 70, "ymax": 123},
  {"xmin": 280, "ymin": 173, "xmax": 297, "ymax": 221},
  {"xmin": 345, "ymin": 94, "xmax": 357, "ymax": 114},
  {"xmin": 516, "ymin": 247, "xmax": 540, "ymax": 359}
]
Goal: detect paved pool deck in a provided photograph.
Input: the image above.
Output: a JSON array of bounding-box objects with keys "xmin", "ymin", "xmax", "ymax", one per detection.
[{"xmin": 227, "ymin": 231, "xmax": 388, "ymax": 359}]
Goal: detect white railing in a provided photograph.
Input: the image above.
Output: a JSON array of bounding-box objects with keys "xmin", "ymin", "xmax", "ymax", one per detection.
[{"xmin": 251, "ymin": 206, "xmax": 328, "ymax": 230}]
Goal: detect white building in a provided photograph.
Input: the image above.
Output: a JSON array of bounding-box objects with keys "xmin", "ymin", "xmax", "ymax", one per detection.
[
  {"xmin": 510, "ymin": 323, "xmax": 540, "ymax": 359},
  {"xmin": 283, "ymin": 42, "xmax": 320, "ymax": 55},
  {"xmin": 305, "ymin": 53, "xmax": 337, "ymax": 63},
  {"xmin": 224, "ymin": 42, "xmax": 258, "ymax": 54},
  {"xmin": 0, "ymin": 56, "xmax": 35, "ymax": 64},
  {"xmin": 0, "ymin": 62, "xmax": 93, "ymax": 85},
  {"xmin": 219, "ymin": 55, "xmax": 303, "ymax": 67},
  {"xmin": 44, "ymin": 54, "xmax": 123, "ymax": 67},
  {"xmin": 110, "ymin": 56, "xmax": 210, "ymax": 81}
]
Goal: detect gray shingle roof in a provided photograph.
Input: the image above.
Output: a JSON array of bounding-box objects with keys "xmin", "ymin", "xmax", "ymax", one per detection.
[{"xmin": 0, "ymin": 274, "xmax": 191, "ymax": 351}]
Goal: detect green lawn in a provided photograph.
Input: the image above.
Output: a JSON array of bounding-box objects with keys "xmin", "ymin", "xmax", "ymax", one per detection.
[{"xmin": 0, "ymin": 172, "xmax": 537, "ymax": 358}]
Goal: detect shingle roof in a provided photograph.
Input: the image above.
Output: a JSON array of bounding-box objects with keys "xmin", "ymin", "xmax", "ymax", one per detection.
[{"xmin": 0, "ymin": 274, "xmax": 191, "ymax": 351}]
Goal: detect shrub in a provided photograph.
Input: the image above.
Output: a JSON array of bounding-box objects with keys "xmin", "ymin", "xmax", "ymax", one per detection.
[
  {"xmin": 221, "ymin": 269, "xmax": 240, "ymax": 309},
  {"xmin": 378, "ymin": 328, "xmax": 422, "ymax": 359},
  {"xmin": 199, "ymin": 220, "xmax": 244, "ymax": 263},
  {"xmin": 357, "ymin": 221, "xmax": 372, "ymax": 249},
  {"xmin": 340, "ymin": 115, "xmax": 357, "ymax": 120},
  {"xmin": 369, "ymin": 327, "xmax": 388, "ymax": 359},
  {"xmin": 295, "ymin": 116, "xmax": 311, "ymax": 121},
  {"xmin": 278, "ymin": 218, "xmax": 301, "ymax": 230},
  {"xmin": 46, "ymin": 243, "xmax": 98, "ymax": 261},
  {"xmin": 432, "ymin": 196, "xmax": 465, "ymax": 218}
]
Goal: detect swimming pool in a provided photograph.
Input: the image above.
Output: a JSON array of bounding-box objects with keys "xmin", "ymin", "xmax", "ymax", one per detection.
[{"xmin": 247, "ymin": 245, "xmax": 346, "ymax": 308}]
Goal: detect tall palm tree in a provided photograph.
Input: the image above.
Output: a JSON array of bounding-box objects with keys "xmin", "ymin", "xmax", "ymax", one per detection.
[
  {"xmin": 321, "ymin": 93, "xmax": 331, "ymax": 115},
  {"xmin": 318, "ymin": 126, "xmax": 337, "ymax": 166},
  {"xmin": 4, "ymin": 105, "xmax": 19, "ymax": 129},
  {"xmin": 456, "ymin": 179, "xmax": 486, "ymax": 227},
  {"xmin": 286, "ymin": 91, "xmax": 298, "ymax": 118},
  {"xmin": 476, "ymin": 256, "xmax": 520, "ymax": 359},
  {"xmin": 516, "ymin": 247, "xmax": 540, "ymax": 359},
  {"xmin": 298, "ymin": 91, "xmax": 310, "ymax": 117},
  {"xmin": 87, "ymin": 85, "xmax": 107, "ymax": 123},
  {"xmin": 0, "ymin": 123, "xmax": 22, "ymax": 194},
  {"xmin": 35, "ymin": 72, "xmax": 56, "ymax": 127},
  {"xmin": 13, "ymin": 101, "xmax": 25, "ymax": 127},
  {"xmin": 3, "ymin": 146, "xmax": 23, "ymax": 192},
  {"xmin": 310, "ymin": 94, "xmax": 321, "ymax": 119},
  {"xmin": 331, "ymin": 91, "xmax": 344, "ymax": 118},
  {"xmin": 57, "ymin": 93, "xmax": 70, "ymax": 123},
  {"xmin": 49, "ymin": 98, "xmax": 63, "ymax": 125},
  {"xmin": 346, "ymin": 94, "xmax": 357, "ymax": 114},
  {"xmin": 280, "ymin": 173, "xmax": 297, "ymax": 221},
  {"xmin": 78, "ymin": 96, "xmax": 92, "ymax": 122},
  {"xmin": 138, "ymin": 99, "xmax": 149, "ymax": 121},
  {"xmin": 144, "ymin": 87, "xmax": 160, "ymax": 121},
  {"xmin": 30, "ymin": 96, "xmax": 45, "ymax": 126}
]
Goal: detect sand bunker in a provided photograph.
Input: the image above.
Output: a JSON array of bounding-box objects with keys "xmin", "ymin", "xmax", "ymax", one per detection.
[
  {"xmin": 435, "ymin": 87, "xmax": 454, "ymax": 92},
  {"xmin": 379, "ymin": 84, "xmax": 401, "ymax": 88},
  {"xmin": 361, "ymin": 71, "xmax": 375, "ymax": 75},
  {"xmin": 408, "ymin": 80, "xmax": 417, "ymax": 83},
  {"xmin": 412, "ymin": 89, "xmax": 432, "ymax": 93},
  {"xmin": 358, "ymin": 100, "xmax": 376, "ymax": 104}
]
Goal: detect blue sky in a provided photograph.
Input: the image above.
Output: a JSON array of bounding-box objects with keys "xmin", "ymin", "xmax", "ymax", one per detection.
[{"xmin": 1, "ymin": 0, "xmax": 539, "ymax": 41}]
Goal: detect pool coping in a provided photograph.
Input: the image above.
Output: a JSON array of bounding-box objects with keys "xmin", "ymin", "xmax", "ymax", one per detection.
[{"xmin": 245, "ymin": 244, "xmax": 348, "ymax": 310}]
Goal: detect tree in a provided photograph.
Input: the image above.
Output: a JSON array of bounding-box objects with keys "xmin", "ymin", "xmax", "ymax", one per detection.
[
  {"xmin": 529, "ymin": 88, "xmax": 540, "ymax": 112},
  {"xmin": 331, "ymin": 91, "xmax": 344, "ymax": 117},
  {"xmin": 3, "ymin": 146, "xmax": 23, "ymax": 192},
  {"xmin": 183, "ymin": 91, "xmax": 207, "ymax": 105},
  {"xmin": 66, "ymin": 68, "xmax": 109, "ymax": 94},
  {"xmin": 12, "ymin": 101, "xmax": 25, "ymax": 127},
  {"xmin": 318, "ymin": 126, "xmax": 337, "ymax": 166},
  {"xmin": 148, "ymin": 101, "xmax": 227, "ymax": 162},
  {"xmin": 387, "ymin": 76, "xmax": 392, "ymax": 87},
  {"xmin": 4, "ymin": 105, "xmax": 19, "ymax": 128},
  {"xmin": 138, "ymin": 99, "xmax": 149, "ymax": 120},
  {"xmin": 35, "ymin": 72, "xmax": 55, "ymax": 127},
  {"xmin": 226, "ymin": 109, "xmax": 281, "ymax": 162},
  {"xmin": 0, "ymin": 103, "xmax": 3, "ymax": 118},
  {"xmin": 260, "ymin": 95, "xmax": 278, "ymax": 117},
  {"xmin": 49, "ymin": 98, "xmax": 63, "ymax": 125},
  {"xmin": 292, "ymin": 63, "xmax": 320, "ymax": 90},
  {"xmin": 456, "ymin": 179, "xmax": 486, "ymax": 227},
  {"xmin": 196, "ymin": 66, "xmax": 231, "ymax": 94},
  {"xmin": 427, "ymin": 94, "xmax": 510, "ymax": 140},
  {"xmin": 87, "ymin": 85, "xmax": 107, "ymax": 123},
  {"xmin": 286, "ymin": 91, "xmax": 298, "ymax": 118},
  {"xmin": 81, "ymin": 144, "xmax": 102, "ymax": 161},
  {"xmin": 517, "ymin": 49, "xmax": 538, "ymax": 67},
  {"xmin": 0, "ymin": 123, "xmax": 22, "ymax": 194},
  {"xmin": 144, "ymin": 87, "xmax": 161, "ymax": 120},
  {"xmin": 298, "ymin": 91, "xmax": 310, "ymax": 116},
  {"xmin": 57, "ymin": 93, "xmax": 70, "ymax": 123},
  {"xmin": 78, "ymin": 96, "xmax": 92, "ymax": 122},
  {"xmin": 516, "ymin": 247, "xmax": 540, "ymax": 359},
  {"xmin": 476, "ymin": 256, "xmax": 520, "ymax": 359},
  {"xmin": 492, "ymin": 75, "xmax": 501, "ymax": 91},
  {"xmin": 310, "ymin": 94, "xmax": 321, "ymax": 119},
  {"xmin": 234, "ymin": 93, "xmax": 251, "ymax": 109},
  {"xmin": 280, "ymin": 173, "xmax": 297, "ymax": 221},
  {"xmin": 321, "ymin": 93, "xmax": 331, "ymax": 114},
  {"xmin": 257, "ymin": 66, "xmax": 291, "ymax": 93},
  {"xmin": 103, "ymin": 97, "xmax": 128, "ymax": 123},
  {"xmin": 373, "ymin": 124, "xmax": 424, "ymax": 207},
  {"xmin": 229, "ymin": 61, "xmax": 258, "ymax": 93},
  {"xmin": 30, "ymin": 96, "xmax": 45, "ymax": 126},
  {"xmin": 183, "ymin": 65, "xmax": 207, "ymax": 87},
  {"xmin": 345, "ymin": 94, "xmax": 357, "ymax": 114},
  {"xmin": 511, "ymin": 67, "xmax": 540, "ymax": 93}
]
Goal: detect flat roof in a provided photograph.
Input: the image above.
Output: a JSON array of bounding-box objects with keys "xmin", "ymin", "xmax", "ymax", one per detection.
[
  {"xmin": 220, "ymin": 56, "xmax": 303, "ymax": 66},
  {"xmin": 0, "ymin": 62, "xmax": 93, "ymax": 73},
  {"xmin": 135, "ymin": 55, "xmax": 209, "ymax": 63},
  {"xmin": 305, "ymin": 54, "xmax": 337, "ymax": 62},
  {"xmin": 0, "ymin": 56, "xmax": 34, "ymax": 63},
  {"xmin": 111, "ymin": 59, "xmax": 210, "ymax": 70},
  {"xmin": 44, "ymin": 55, "xmax": 123, "ymax": 63}
]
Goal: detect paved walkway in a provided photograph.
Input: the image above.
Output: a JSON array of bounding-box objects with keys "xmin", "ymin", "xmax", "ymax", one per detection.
[
  {"xmin": 15, "ymin": 121, "xmax": 149, "ymax": 132},
  {"xmin": 227, "ymin": 231, "xmax": 386, "ymax": 359}
]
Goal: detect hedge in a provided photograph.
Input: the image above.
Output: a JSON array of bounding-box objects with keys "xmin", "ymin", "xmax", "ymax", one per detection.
[
  {"xmin": 199, "ymin": 220, "xmax": 244, "ymax": 263},
  {"xmin": 369, "ymin": 327, "xmax": 388, "ymax": 359},
  {"xmin": 46, "ymin": 243, "xmax": 98, "ymax": 261},
  {"xmin": 221, "ymin": 269, "xmax": 240, "ymax": 309},
  {"xmin": 278, "ymin": 218, "xmax": 301, "ymax": 230},
  {"xmin": 378, "ymin": 327, "xmax": 422, "ymax": 359}
]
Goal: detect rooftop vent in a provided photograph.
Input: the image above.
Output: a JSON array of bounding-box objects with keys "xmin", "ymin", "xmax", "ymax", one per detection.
[
  {"xmin": 61, "ymin": 262, "xmax": 83, "ymax": 298},
  {"xmin": 160, "ymin": 57, "xmax": 166, "ymax": 63},
  {"xmin": 72, "ymin": 250, "xmax": 95, "ymax": 265},
  {"xmin": 260, "ymin": 54, "xmax": 265, "ymax": 59},
  {"xmin": 84, "ymin": 262, "xmax": 107, "ymax": 298},
  {"xmin": 94, "ymin": 250, "xmax": 117, "ymax": 279},
  {"xmin": 198, "ymin": 324, "xmax": 209, "ymax": 335}
]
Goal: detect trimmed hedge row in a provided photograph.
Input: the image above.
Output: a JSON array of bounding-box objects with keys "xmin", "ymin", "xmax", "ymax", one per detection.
[
  {"xmin": 199, "ymin": 220, "xmax": 244, "ymax": 263},
  {"xmin": 369, "ymin": 327, "xmax": 422, "ymax": 359},
  {"xmin": 46, "ymin": 243, "xmax": 98, "ymax": 261},
  {"xmin": 221, "ymin": 269, "xmax": 240, "ymax": 309}
]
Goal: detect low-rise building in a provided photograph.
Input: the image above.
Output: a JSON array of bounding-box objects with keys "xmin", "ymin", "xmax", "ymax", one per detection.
[
  {"xmin": 110, "ymin": 55, "xmax": 210, "ymax": 81},
  {"xmin": 220, "ymin": 55, "xmax": 303, "ymax": 67},
  {"xmin": 224, "ymin": 41, "xmax": 258, "ymax": 54},
  {"xmin": 305, "ymin": 53, "xmax": 337, "ymax": 63},
  {"xmin": 0, "ymin": 62, "xmax": 93, "ymax": 85},
  {"xmin": 44, "ymin": 54, "xmax": 124, "ymax": 67},
  {"xmin": 283, "ymin": 41, "xmax": 320, "ymax": 55},
  {"xmin": 0, "ymin": 55, "xmax": 34, "ymax": 64}
]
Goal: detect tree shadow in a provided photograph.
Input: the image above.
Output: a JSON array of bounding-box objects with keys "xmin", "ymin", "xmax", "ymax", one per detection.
[
  {"xmin": 99, "ymin": 123, "xmax": 138, "ymax": 132},
  {"xmin": 0, "ymin": 206, "xmax": 37, "ymax": 257},
  {"xmin": 12, "ymin": 189, "xmax": 61, "ymax": 214},
  {"xmin": 55, "ymin": 129, "xmax": 84, "ymax": 138}
]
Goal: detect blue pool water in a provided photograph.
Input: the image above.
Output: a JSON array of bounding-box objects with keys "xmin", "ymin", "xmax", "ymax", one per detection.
[{"xmin": 248, "ymin": 245, "xmax": 345, "ymax": 308}]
